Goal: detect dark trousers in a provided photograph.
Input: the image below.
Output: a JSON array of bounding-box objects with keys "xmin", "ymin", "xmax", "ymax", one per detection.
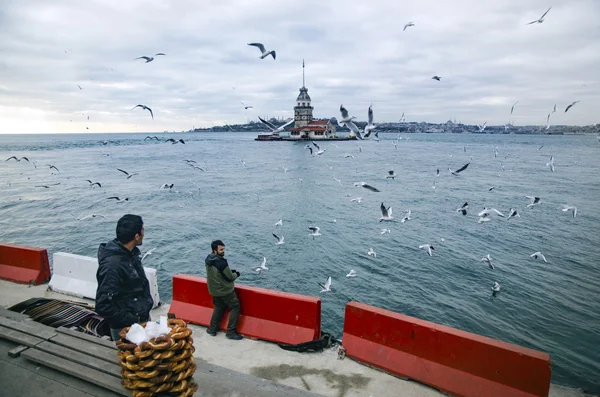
[
  {"xmin": 208, "ymin": 291, "xmax": 240, "ymax": 336},
  {"xmin": 110, "ymin": 314, "xmax": 150, "ymax": 341}
]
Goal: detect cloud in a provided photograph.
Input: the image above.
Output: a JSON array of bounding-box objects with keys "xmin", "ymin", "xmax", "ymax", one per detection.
[{"xmin": 0, "ymin": 0, "xmax": 598, "ymax": 133}]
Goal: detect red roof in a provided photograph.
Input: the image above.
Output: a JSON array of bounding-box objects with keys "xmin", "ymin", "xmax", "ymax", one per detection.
[
  {"xmin": 290, "ymin": 126, "xmax": 327, "ymax": 132},
  {"xmin": 308, "ymin": 120, "xmax": 329, "ymax": 125}
]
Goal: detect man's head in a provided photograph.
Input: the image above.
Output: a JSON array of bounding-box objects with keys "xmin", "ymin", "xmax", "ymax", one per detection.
[
  {"xmin": 116, "ymin": 214, "xmax": 144, "ymax": 247},
  {"xmin": 211, "ymin": 240, "xmax": 225, "ymax": 256}
]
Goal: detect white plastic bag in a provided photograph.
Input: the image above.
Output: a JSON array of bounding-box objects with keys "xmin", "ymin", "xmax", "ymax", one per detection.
[{"xmin": 125, "ymin": 323, "xmax": 148, "ymax": 345}]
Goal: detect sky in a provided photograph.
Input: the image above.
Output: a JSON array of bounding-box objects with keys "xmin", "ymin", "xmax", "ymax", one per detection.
[{"xmin": 0, "ymin": 0, "xmax": 599, "ymax": 134}]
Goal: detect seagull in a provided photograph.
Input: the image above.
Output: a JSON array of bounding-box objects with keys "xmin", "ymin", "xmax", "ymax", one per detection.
[
  {"xmin": 346, "ymin": 270, "xmax": 357, "ymax": 278},
  {"xmin": 247, "ymin": 43, "xmax": 276, "ymax": 60},
  {"xmin": 6, "ymin": 156, "xmax": 30, "ymax": 162},
  {"xmin": 132, "ymin": 104, "xmax": 153, "ymax": 119},
  {"xmin": 478, "ymin": 207, "xmax": 505, "ymax": 218},
  {"xmin": 134, "ymin": 53, "xmax": 166, "ymax": 63},
  {"xmin": 552, "ymin": 104, "xmax": 557, "ymax": 113},
  {"xmin": 385, "ymin": 170, "xmax": 395, "ymax": 179},
  {"xmin": 507, "ymin": 208, "xmax": 520, "ymax": 219},
  {"xmin": 272, "ymin": 233, "xmax": 285, "ymax": 245},
  {"xmin": 274, "ymin": 219, "xmax": 283, "ymax": 227},
  {"xmin": 478, "ymin": 122, "xmax": 487, "ymax": 133},
  {"xmin": 187, "ymin": 163, "xmax": 205, "ymax": 171},
  {"xmin": 240, "ymin": 102, "xmax": 253, "ymax": 110},
  {"xmin": 511, "ymin": 101, "xmax": 519, "ymax": 115},
  {"xmin": 546, "ymin": 156, "xmax": 555, "ymax": 172},
  {"xmin": 456, "ymin": 202, "xmax": 468, "ymax": 216},
  {"xmin": 339, "ymin": 118, "xmax": 363, "ymax": 139},
  {"xmin": 565, "ymin": 101, "xmax": 579, "ymax": 113},
  {"xmin": 448, "ymin": 163, "xmax": 470, "ymax": 175},
  {"xmin": 344, "ymin": 154, "xmax": 355, "ymax": 158},
  {"xmin": 258, "ymin": 117, "xmax": 294, "ymax": 133},
  {"xmin": 240, "ymin": 159, "xmax": 247, "ymax": 167},
  {"xmin": 527, "ymin": 6, "xmax": 552, "ymax": 25},
  {"xmin": 530, "ymin": 251, "xmax": 547, "ymax": 263},
  {"xmin": 478, "ymin": 213, "xmax": 491, "ymax": 223},
  {"xmin": 78, "ymin": 214, "xmax": 106, "ymax": 220},
  {"xmin": 356, "ymin": 182, "xmax": 380, "ymax": 192},
  {"xmin": 419, "ymin": 244, "xmax": 434, "ymax": 257},
  {"xmin": 144, "ymin": 136, "xmax": 160, "ymax": 141},
  {"xmin": 561, "ymin": 205, "xmax": 577, "ymax": 218},
  {"xmin": 77, "ymin": 85, "xmax": 83, "ymax": 90},
  {"xmin": 489, "ymin": 186, "xmax": 497, "ymax": 192},
  {"xmin": 351, "ymin": 197, "xmax": 363, "ymax": 203},
  {"xmin": 318, "ymin": 276, "xmax": 332, "ymax": 293},
  {"xmin": 481, "ymin": 254, "xmax": 494, "ymax": 269},
  {"xmin": 35, "ymin": 183, "xmax": 61, "ymax": 188},
  {"xmin": 339, "ymin": 105, "xmax": 356, "ymax": 123},
  {"xmin": 165, "ymin": 138, "xmax": 185, "ymax": 144},
  {"xmin": 255, "ymin": 257, "xmax": 268, "ymax": 272},
  {"xmin": 379, "ymin": 203, "xmax": 393, "ymax": 222},
  {"xmin": 141, "ymin": 248, "xmax": 157, "ymax": 262},
  {"xmin": 401, "ymin": 210, "xmax": 412, "ymax": 223},
  {"xmin": 367, "ymin": 248, "xmax": 377, "ymax": 258},
  {"xmin": 85, "ymin": 180, "xmax": 102, "ymax": 187},
  {"xmin": 364, "ymin": 105, "xmax": 376, "ymax": 137},
  {"xmin": 308, "ymin": 226, "xmax": 322, "ymax": 238},
  {"xmin": 333, "ymin": 177, "xmax": 343, "ymax": 186},
  {"xmin": 436, "ymin": 168, "xmax": 440, "ymax": 177},
  {"xmin": 403, "ymin": 22, "xmax": 415, "ymax": 31},
  {"xmin": 380, "ymin": 228, "xmax": 391, "ymax": 234},
  {"xmin": 117, "ymin": 168, "xmax": 138, "ymax": 179},
  {"xmin": 107, "ymin": 196, "xmax": 129, "ymax": 203},
  {"xmin": 47, "ymin": 164, "xmax": 60, "ymax": 172},
  {"xmin": 160, "ymin": 183, "xmax": 174, "ymax": 190},
  {"xmin": 432, "ymin": 76, "xmax": 441, "ymax": 81},
  {"xmin": 526, "ymin": 196, "xmax": 541, "ymax": 208},
  {"xmin": 492, "ymin": 282, "xmax": 501, "ymax": 292}
]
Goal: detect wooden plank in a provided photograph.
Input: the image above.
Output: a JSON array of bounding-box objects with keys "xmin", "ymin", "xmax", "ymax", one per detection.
[
  {"xmin": 0, "ymin": 316, "xmax": 56, "ymax": 340},
  {"xmin": 8, "ymin": 345, "xmax": 28, "ymax": 357},
  {"xmin": 22, "ymin": 348, "xmax": 128, "ymax": 396},
  {"xmin": 0, "ymin": 325, "xmax": 45, "ymax": 347},
  {"xmin": 56, "ymin": 326, "xmax": 117, "ymax": 350},
  {"xmin": 35, "ymin": 341, "xmax": 122, "ymax": 379},
  {"xmin": 0, "ymin": 307, "xmax": 31, "ymax": 322},
  {"xmin": 50, "ymin": 333, "xmax": 119, "ymax": 365}
]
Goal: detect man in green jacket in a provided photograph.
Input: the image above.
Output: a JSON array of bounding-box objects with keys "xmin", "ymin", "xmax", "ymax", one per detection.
[{"xmin": 205, "ymin": 240, "xmax": 243, "ymax": 340}]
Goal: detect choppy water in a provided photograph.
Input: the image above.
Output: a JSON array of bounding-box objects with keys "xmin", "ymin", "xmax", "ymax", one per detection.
[{"xmin": 1, "ymin": 132, "xmax": 599, "ymax": 392}]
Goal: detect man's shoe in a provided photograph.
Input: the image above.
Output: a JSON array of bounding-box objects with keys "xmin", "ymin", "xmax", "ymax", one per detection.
[
  {"xmin": 226, "ymin": 333, "xmax": 243, "ymax": 340},
  {"xmin": 206, "ymin": 328, "xmax": 217, "ymax": 336}
]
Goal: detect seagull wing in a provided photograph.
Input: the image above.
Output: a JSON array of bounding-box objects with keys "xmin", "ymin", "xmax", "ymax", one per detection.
[
  {"xmin": 368, "ymin": 105, "xmax": 373, "ymax": 125},
  {"xmin": 155, "ymin": 53, "xmax": 166, "ymax": 56},
  {"xmin": 134, "ymin": 56, "xmax": 151, "ymax": 61},
  {"xmin": 380, "ymin": 202, "xmax": 389, "ymax": 217},
  {"xmin": 248, "ymin": 43, "xmax": 266, "ymax": 53},
  {"xmin": 272, "ymin": 233, "xmax": 281, "ymax": 242},
  {"xmin": 107, "ymin": 196, "xmax": 120, "ymax": 200},
  {"xmin": 362, "ymin": 184, "xmax": 380, "ymax": 192},
  {"xmin": 491, "ymin": 208, "xmax": 505, "ymax": 217},
  {"xmin": 280, "ymin": 118, "xmax": 295, "ymax": 128},
  {"xmin": 340, "ymin": 105, "xmax": 349, "ymax": 119},
  {"xmin": 454, "ymin": 163, "xmax": 470, "ymax": 174},
  {"xmin": 540, "ymin": 6, "xmax": 552, "ymax": 19},
  {"xmin": 346, "ymin": 121, "xmax": 363, "ymax": 139},
  {"xmin": 146, "ymin": 107, "xmax": 154, "ymax": 119},
  {"xmin": 324, "ymin": 276, "xmax": 331, "ymax": 289},
  {"xmin": 312, "ymin": 141, "xmax": 320, "ymax": 150},
  {"xmin": 258, "ymin": 116, "xmax": 277, "ymax": 131},
  {"xmin": 116, "ymin": 168, "xmax": 129, "ymax": 176}
]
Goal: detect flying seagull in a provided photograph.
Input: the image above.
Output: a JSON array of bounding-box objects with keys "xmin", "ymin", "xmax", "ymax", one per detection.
[
  {"xmin": 116, "ymin": 168, "xmax": 138, "ymax": 179},
  {"xmin": 274, "ymin": 219, "xmax": 283, "ymax": 227},
  {"xmin": 481, "ymin": 254, "xmax": 494, "ymax": 270},
  {"xmin": 364, "ymin": 105, "xmax": 376, "ymax": 137},
  {"xmin": 35, "ymin": 182, "xmax": 61, "ymax": 188},
  {"xmin": 255, "ymin": 257, "xmax": 268, "ymax": 272},
  {"xmin": 448, "ymin": 163, "xmax": 470, "ymax": 175},
  {"xmin": 107, "ymin": 196, "xmax": 129, "ymax": 203},
  {"xmin": 338, "ymin": 105, "xmax": 357, "ymax": 124},
  {"xmin": 144, "ymin": 136, "xmax": 159, "ymax": 141},
  {"xmin": 165, "ymin": 138, "xmax": 185, "ymax": 144},
  {"xmin": 401, "ymin": 209, "xmax": 412, "ymax": 223},
  {"xmin": 386, "ymin": 170, "xmax": 395, "ymax": 179},
  {"xmin": 456, "ymin": 202, "xmax": 468, "ymax": 216},
  {"xmin": 134, "ymin": 53, "xmax": 166, "ymax": 63},
  {"xmin": 526, "ymin": 195, "xmax": 541, "ymax": 208},
  {"xmin": 403, "ymin": 22, "xmax": 415, "ymax": 31},
  {"xmin": 85, "ymin": 180, "xmax": 102, "ymax": 187},
  {"xmin": 561, "ymin": 205, "xmax": 577, "ymax": 218},
  {"xmin": 379, "ymin": 202, "xmax": 393, "ymax": 222},
  {"xmin": 530, "ymin": 251, "xmax": 547, "ymax": 263},
  {"xmin": 492, "ymin": 282, "xmax": 501, "ymax": 292},
  {"xmin": 318, "ymin": 276, "xmax": 332, "ymax": 293},
  {"xmin": 527, "ymin": 6, "xmax": 552, "ymax": 25},
  {"xmin": 77, "ymin": 85, "xmax": 83, "ymax": 90},
  {"xmin": 132, "ymin": 104, "xmax": 153, "ymax": 119},
  {"xmin": 78, "ymin": 214, "xmax": 106, "ymax": 220},
  {"xmin": 432, "ymin": 76, "xmax": 441, "ymax": 81},
  {"xmin": 346, "ymin": 270, "xmax": 357, "ymax": 278},
  {"xmin": 478, "ymin": 207, "xmax": 505, "ymax": 218},
  {"xmin": 247, "ymin": 43, "xmax": 276, "ymax": 60},
  {"xmin": 160, "ymin": 183, "xmax": 174, "ymax": 190},
  {"xmin": 308, "ymin": 226, "xmax": 322, "ymax": 238},
  {"xmin": 141, "ymin": 247, "xmax": 156, "ymax": 262},
  {"xmin": 356, "ymin": 182, "xmax": 380, "ymax": 192},
  {"xmin": 546, "ymin": 156, "xmax": 555, "ymax": 172},
  {"xmin": 507, "ymin": 208, "xmax": 520, "ymax": 219},
  {"xmin": 272, "ymin": 233, "xmax": 284, "ymax": 245},
  {"xmin": 5, "ymin": 156, "xmax": 30, "ymax": 162},
  {"xmin": 565, "ymin": 101, "xmax": 579, "ymax": 113},
  {"xmin": 46, "ymin": 164, "xmax": 59, "ymax": 172},
  {"xmin": 419, "ymin": 244, "xmax": 435, "ymax": 257},
  {"xmin": 240, "ymin": 102, "xmax": 253, "ymax": 110},
  {"xmin": 258, "ymin": 116, "xmax": 294, "ymax": 133},
  {"xmin": 511, "ymin": 101, "xmax": 519, "ymax": 115}
]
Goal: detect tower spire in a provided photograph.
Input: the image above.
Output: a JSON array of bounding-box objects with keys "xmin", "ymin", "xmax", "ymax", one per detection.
[{"xmin": 302, "ymin": 59, "xmax": 305, "ymax": 88}]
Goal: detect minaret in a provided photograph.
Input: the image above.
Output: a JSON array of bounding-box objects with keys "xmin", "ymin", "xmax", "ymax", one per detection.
[{"xmin": 294, "ymin": 59, "xmax": 313, "ymax": 128}]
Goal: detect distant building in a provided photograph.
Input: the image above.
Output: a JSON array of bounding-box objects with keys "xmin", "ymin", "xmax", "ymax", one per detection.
[{"xmin": 288, "ymin": 61, "xmax": 337, "ymax": 140}]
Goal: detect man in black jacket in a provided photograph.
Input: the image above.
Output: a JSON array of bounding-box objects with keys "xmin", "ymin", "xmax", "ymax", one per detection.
[{"xmin": 95, "ymin": 214, "xmax": 154, "ymax": 341}]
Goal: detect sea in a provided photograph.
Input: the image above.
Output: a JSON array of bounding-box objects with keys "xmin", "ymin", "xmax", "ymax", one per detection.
[{"xmin": 0, "ymin": 131, "xmax": 599, "ymax": 392}]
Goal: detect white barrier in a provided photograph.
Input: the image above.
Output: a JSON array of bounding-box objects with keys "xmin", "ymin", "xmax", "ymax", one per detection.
[{"xmin": 49, "ymin": 252, "xmax": 161, "ymax": 309}]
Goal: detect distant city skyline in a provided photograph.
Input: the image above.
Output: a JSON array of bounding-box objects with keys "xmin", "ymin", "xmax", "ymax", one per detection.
[{"xmin": 1, "ymin": 0, "xmax": 599, "ymax": 134}]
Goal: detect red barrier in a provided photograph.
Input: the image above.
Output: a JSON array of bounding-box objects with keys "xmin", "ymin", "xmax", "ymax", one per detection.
[
  {"xmin": 170, "ymin": 274, "xmax": 321, "ymax": 345},
  {"xmin": 0, "ymin": 243, "xmax": 51, "ymax": 285},
  {"xmin": 343, "ymin": 302, "xmax": 551, "ymax": 397}
]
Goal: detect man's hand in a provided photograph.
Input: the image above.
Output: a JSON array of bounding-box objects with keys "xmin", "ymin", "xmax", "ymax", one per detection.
[{"xmin": 232, "ymin": 269, "xmax": 241, "ymax": 277}]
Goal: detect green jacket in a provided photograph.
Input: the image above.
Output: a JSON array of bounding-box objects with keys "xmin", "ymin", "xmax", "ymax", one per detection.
[{"xmin": 205, "ymin": 253, "xmax": 238, "ymax": 297}]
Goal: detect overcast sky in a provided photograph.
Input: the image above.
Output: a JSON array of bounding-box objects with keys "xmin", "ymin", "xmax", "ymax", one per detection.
[{"xmin": 1, "ymin": 0, "xmax": 599, "ymax": 134}]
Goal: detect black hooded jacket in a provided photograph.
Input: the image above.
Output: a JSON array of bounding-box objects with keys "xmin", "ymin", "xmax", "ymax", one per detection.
[{"xmin": 95, "ymin": 239, "xmax": 153, "ymax": 329}]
